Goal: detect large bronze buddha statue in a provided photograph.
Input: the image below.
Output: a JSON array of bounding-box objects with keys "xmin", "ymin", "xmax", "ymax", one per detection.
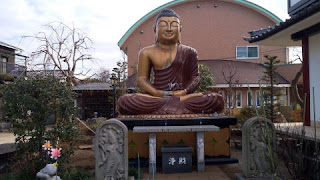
[{"xmin": 117, "ymin": 9, "xmax": 224, "ymax": 115}]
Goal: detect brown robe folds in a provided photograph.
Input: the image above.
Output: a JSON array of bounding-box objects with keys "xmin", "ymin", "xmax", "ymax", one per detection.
[{"xmin": 117, "ymin": 44, "xmax": 224, "ymax": 115}]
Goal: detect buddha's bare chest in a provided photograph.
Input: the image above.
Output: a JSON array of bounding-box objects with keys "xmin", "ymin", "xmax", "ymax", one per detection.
[{"xmin": 149, "ymin": 51, "xmax": 177, "ymax": 69}]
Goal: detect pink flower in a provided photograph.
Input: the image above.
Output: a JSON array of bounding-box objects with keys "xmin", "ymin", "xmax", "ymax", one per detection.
[{"xmin": 50, "ymin": 148, "xmax": 62, "ymax": 160}]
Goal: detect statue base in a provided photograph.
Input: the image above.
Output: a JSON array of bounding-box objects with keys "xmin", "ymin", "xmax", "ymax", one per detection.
[{"xmin": 117, "ymin": 116, "xmax": 237, "ymax": 159}]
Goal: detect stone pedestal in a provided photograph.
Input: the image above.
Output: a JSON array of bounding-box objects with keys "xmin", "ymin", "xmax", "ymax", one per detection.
[
  {"xmin": 196, "ymin": 131, "xmax": 205, "ymax": 172},
  {"xmin": 149, "ymin": 132, "xmax": 156, "ymax": 174},
  {"xmin": 120, "ymin": 116, "xmax": 237, "ymax": 159},
  {"xmin": 94, "ymin": 118, "xmax": 128, "ymax": 180},
  {"xmin": 133, "ymin": 125, "xmax": 220, "ymax": 173}
]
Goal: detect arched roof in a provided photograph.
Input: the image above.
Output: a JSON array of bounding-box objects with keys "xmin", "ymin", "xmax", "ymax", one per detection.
[{"xmin": 118, "ymin": 0, "xmax": 283, "ymax": 47}]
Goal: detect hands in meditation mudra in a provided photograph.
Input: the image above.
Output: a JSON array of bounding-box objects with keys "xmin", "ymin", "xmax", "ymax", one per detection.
[{"xmin": 117, "ymin": 9, "xmax": 224, "ymax": 115}]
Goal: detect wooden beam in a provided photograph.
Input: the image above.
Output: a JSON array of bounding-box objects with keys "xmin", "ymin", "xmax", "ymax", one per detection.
[
  {"xmin": 291, "ymin": 22, "xmax": 320, "ymax": 41},
  {"xmin": 302, "ymin": 37, "xmax": 310, "ymax": 126}
]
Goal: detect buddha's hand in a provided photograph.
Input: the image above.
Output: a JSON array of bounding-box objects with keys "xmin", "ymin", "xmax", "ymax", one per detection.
[
  {"xmin": 173, "ymin": 90, "xmax": 187, "ymax": 97},
  {"xmin": 162, "ymin": 91, "xmax": 174, "ymax": 98}
]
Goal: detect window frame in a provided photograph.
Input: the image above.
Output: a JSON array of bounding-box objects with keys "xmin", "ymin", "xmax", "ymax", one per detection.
[
  {"xmin": 227, "ymin": 93, "xmax": 233, "ymax": 109},
  {"xmin": 236, "ymin": 46, "xmax": 259, "ymax": 59},
  {"xmin": 255, "ymin": 90, "xmax": 261, "ymax": 107},
  {"xmin": 236, "ymin": 91, "xmax": 242, "ymax": 108},
  {"xmin": 0, "ymin": 55, "xmax": 8, "ymax": 74},
  {"xmin": 247, "ymin": 90, "xmax": 253, "ymax": 107}
]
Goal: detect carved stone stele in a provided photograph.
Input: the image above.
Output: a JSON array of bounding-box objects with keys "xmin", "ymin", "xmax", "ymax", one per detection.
[
  {"xmin": 241, "ymin": 117, "xmax": 276, "ymax": 179},
  {"xmin": 94, "ymin": 118, "xmax": 128, "ymax": 180}
]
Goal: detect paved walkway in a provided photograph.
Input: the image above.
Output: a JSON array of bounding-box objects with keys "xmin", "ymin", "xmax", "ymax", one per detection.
[{"xmin": 142, "ymin": 162, "xmax": 242, "ymax": 180}]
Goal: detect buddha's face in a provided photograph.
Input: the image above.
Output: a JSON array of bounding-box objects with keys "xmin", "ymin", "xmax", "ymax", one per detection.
[{"xmin": 154, "ymin": 16, "xmax": 181, "ymax": 44}]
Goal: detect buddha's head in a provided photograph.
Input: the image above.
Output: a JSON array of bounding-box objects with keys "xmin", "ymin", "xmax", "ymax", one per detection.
[{"xmin": 154, "ymin": 9, "xmax": 182, "ymax": 45}]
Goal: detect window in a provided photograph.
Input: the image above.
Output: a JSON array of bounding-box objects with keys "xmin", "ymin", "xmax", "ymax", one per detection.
[
  {"xmin": 236, "ymin": 91, "xmax": 242, "ymax": 108},
  {"xmin": 1, "ymin": 56, "xmax": 8, "ymax": 74},
  {"xmin": 236, "ymin": 46, "xmax": 259, "ymax": 59},
  {"xmin": 255, "ymin": 91, "xmax": 261, "ymax": 107},
  {"xmin": 247, "ymin": 91, "xmax": 253, "ymax": 107},
  {"xmin": 227, "ymin": 93, "xmax": 233, "ymax": 108}
]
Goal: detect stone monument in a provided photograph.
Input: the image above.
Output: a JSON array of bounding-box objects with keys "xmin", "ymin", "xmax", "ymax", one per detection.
[
  {"xmin": 94, "ymin": 119, "xmax": 128, "ymax": 180},
  {"xmin": 236, "ymin": 117, "xmax": 277, "ymax": 179}
]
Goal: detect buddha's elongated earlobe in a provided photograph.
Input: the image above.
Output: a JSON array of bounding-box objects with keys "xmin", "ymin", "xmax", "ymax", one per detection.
[
  {"xmin": 178, "ymin": 26, "xmax": 182, "ymax": 44},
  {"xmin": 153, "ymin": 26, "xmax": 158, "ymax": 43}
]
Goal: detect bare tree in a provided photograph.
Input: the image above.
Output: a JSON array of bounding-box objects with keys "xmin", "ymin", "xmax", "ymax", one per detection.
[
  {"xmin": 112, "ymin": 51, "xmax": 128, "ymax": 96},
  {"xmin": 26, "ymin": 22, "xmax": 93, "ymax": 85},
  {"xmin": 290, "ymin": 55, "xmax": 304, "ymax": 109},
  {"xmin": 286, "ymin": 47, "xmax": 304, "ymax": 109},
  {"xmin": 95, "ymin": 68, "xmax": 110, "ymax": 83},
  {"xmin": 222, "ymin": 62, "xmax": 238, "ymax": 115}
]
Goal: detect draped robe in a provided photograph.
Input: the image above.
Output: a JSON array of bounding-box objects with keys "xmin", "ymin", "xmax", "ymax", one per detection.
[{"xmin": 117, "ymin": 44, "xmax": 224, "ymax": 115}]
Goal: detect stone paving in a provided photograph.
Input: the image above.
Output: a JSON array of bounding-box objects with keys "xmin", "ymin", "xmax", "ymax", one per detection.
[{"xmin": 141, "ymin": 153, "xmax": 242, "ymax": 180}]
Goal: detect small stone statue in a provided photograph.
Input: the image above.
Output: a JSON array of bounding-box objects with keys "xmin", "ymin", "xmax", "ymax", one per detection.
[
  {"xmin": 36, "ymin": 164, "xmax": 61, "ymax": 180},
  {"xmin": 98, "ymin": 127, "xmax": 124, "ymax": 179},
  {"xmin": 250, "ymin": 123, "xmax": 272, "ymax": 176},
  {"xmin": 237, "ymin": 117, "xmax": 276, "ymax": 179},
  {"xmin": 94, "ymin": 119, "xmax": 128, "ymax": 180}
]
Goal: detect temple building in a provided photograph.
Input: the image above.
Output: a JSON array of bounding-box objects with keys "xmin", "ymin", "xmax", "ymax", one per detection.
[{"xmin": 243, "ymin": 0, "xmax": 320, "ymax": 125}]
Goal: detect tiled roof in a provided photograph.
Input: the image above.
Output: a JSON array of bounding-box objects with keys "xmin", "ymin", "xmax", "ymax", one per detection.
[
  {"xmin": 243, "ymin": 1, "xmax": 320, "ymax": 43},
  {"xmin": 0, "ymin": 40, "xmax": 20, "ymax": 50},
  {"xmin": 200, "ymin": 60, "xmax": 289, "ymax": 85},
  {"xmin": 275, "ymin": 63, "xmax": 303, "ymax": 84},
  {"xmin": 72, "ymin": 82, "xmax": 112, "ymax": 91}
]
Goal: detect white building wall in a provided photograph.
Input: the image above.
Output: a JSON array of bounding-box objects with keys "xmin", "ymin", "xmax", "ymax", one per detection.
[{"xmin": 309, "ymin": 33, "xmax": 320, "ymax": 123}]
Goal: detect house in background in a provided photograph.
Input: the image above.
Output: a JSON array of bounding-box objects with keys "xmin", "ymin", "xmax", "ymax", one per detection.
[
  {"xmin": 201, "ymin": 60, "xmax": 291, "ymax": 112},
  {"xmin": 0, "ymin": 41, "xmax": 26, "ymax": 77},
  {"xmin": 243, "ymin": 0, "xmax": 320, "ymax": 125},
  {"xmin": 120, "ymin": 0, "xmax": 293, "ymax": 113},
  {"xmin": 72, "ymin": 83, "xmax": 114, "ymax": 119}
]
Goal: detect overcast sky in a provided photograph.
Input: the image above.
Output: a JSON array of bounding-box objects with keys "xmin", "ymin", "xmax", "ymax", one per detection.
[{"xmin": 0, "ymin": 0, "xmax": 289, "ymax": 78}]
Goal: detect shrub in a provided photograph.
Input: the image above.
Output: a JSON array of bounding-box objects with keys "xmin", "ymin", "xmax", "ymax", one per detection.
[
  {"xmin": 2, "ymin": 75, "xmax": 79, "ymax": 175},
  {"xmin": 88, "ymin": 117, "xmax": 106, "ymax": 132},
  {"xmin": 60, "ymin": 167, "xmax": 92, "ymax": 180},
  {"xmin": 278, "ymin": 106, "xmax": 294, "ymax": 122},
  {"xmin": 236, "ymin": 106, "xmax": 262, "ymax": 126},
  {"xmin": 292, "ymin": 109, "xmax": 303, "ymax": 122},
  {"xmin": 0, "ymin": 171, "xmax": 35, "ymax": 180},
  {"xmin": 0, "ymin": 73, "xmax": 14, "ymax": 83}
]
